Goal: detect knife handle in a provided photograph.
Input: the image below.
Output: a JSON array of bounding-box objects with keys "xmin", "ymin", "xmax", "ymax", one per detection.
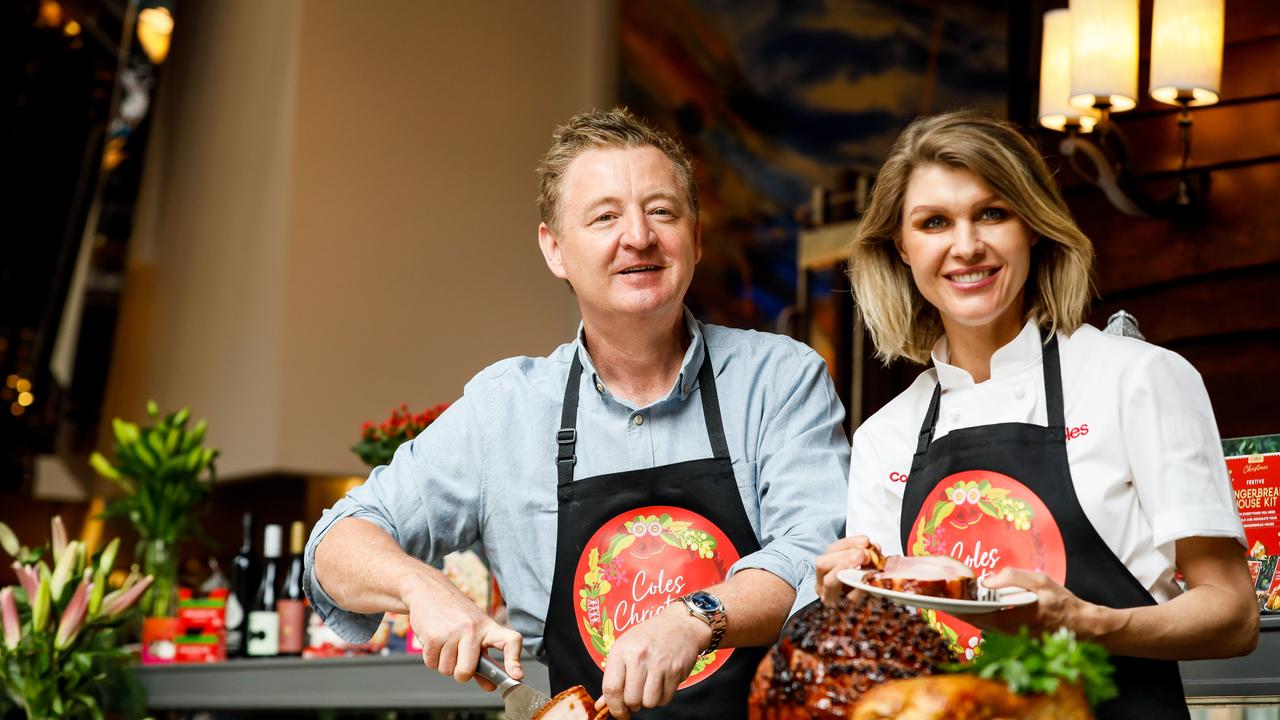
[{"xmin": 476, "ymin": 654, "xmax": 521, "ymax": 695}]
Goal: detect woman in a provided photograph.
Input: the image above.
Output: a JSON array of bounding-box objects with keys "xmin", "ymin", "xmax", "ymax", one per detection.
[{"xmin": 814, "ymin": 111, "xmax": 1257, "ymax": 718}]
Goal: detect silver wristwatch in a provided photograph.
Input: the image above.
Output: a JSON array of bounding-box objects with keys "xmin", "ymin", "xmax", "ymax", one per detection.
[{"xmin": 679, "ymin": 590, "xmax": 727, "ymax": 655}]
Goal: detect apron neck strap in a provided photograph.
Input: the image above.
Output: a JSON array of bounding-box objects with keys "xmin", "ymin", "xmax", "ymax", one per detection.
[
  {"xmin": 556, "ymin": 343, "xmax": 729, "ymax": 488},
  {"xmin": 914, "ymin": 328, "xmax": 1066, "ymax": 454}
]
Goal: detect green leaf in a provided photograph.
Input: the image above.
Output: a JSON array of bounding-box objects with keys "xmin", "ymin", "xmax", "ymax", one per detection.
[{"xmin": 947, "ymin": 628, "xmax": 1117, "ymax": 707}]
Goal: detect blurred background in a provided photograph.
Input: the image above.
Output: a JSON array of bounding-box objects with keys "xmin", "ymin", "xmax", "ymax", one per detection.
[{"xmin": 0, "ymin": 0, "xmax": 1277, "ymax": 710}]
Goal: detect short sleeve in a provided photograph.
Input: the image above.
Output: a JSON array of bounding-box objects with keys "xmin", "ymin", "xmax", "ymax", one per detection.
[
  {"xmin": 1120, "ymin": 348, "xmax": 1245, "ymax": 550},
  {"xmin": 846, "ymin": 424, "xmax": 907, "ymax": 556},
  {"xmin": 303, "ymin": 389, "xmax": 487, "ymax": 642}
]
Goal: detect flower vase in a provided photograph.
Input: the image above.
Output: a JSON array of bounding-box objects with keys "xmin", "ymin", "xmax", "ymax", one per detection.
[{"xmin": 139, "ymin": 539, "xmax": 179, "ymax": 664}]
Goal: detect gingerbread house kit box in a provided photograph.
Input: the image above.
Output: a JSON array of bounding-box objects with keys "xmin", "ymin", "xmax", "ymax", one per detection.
[{"xmin": 1223, "ymin": 434, "xmax": 1280, "ymax": 613}]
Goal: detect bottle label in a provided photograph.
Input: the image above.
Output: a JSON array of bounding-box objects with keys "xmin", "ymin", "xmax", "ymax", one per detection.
[
  {"xmin": 225, "ymin": 594, "xmax": 245, "ymax": 652},
  {"xmin": 247, "ymin": 610, "xmax": 280, "ymax": 656},
  {"xmin": 277, "ymin": 599, "xmax": 306, "ymax": 654}
]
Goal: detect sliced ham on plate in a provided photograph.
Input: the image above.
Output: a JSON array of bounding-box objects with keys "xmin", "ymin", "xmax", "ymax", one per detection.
[{"xmin": 862, "ymin": 555, "xmax": 977, "ymax": 601}]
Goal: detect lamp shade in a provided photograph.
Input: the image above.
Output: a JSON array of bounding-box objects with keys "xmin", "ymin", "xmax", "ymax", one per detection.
[
  {"xmin": 1150, "ymin": 0, "xmax": 1224, "ymax": 106},
  {"xmin": 1039, "ymin": 9, "xmax": 1099, "ymax": 133},
  {"xmin": 1069, "ymin": 0, "xmax": 1139, "ymax": 112}
]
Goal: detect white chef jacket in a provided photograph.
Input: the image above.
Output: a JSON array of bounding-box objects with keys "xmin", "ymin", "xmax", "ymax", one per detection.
[{"xmin": 847, "ymin": 320, "xmax": 1246, "ymax": 603}]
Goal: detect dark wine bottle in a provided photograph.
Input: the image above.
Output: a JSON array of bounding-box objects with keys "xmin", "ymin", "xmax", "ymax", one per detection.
[
  {"xmin": 277, "ymin": 521, "xmax": 308, "ymax": 656},
  {"xmin": 225, "ymin": 512, "xmax": 259, "ymax": 658},
  {"xmin": 246, "ymin": 523, "xmax": 282, "ymax": 657}
]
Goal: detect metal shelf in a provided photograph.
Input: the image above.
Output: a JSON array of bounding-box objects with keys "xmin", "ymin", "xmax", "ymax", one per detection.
[
  {"xmin": 1182, "ymin": 615, "xmax": 1280, "ymax": 703},
  {"xmin": 136, "ymin": 654, "xmax": 550, "ymax": 710}
]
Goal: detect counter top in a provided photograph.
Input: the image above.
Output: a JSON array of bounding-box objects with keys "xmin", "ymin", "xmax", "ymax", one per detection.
[{"xmin": 136, "ymin": 616, "xmax": 1280, "ymax": 710}]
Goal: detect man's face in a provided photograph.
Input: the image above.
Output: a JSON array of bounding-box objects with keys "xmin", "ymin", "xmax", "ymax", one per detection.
[{"xmin": 539, "ymin": 145, "xmax": 700, "ymax": 323}]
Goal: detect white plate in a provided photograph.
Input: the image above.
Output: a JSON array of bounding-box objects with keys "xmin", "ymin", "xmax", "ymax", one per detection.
[{"xmin": 835, "ymin": 568, "xmax": 1038, "ymax": 615}]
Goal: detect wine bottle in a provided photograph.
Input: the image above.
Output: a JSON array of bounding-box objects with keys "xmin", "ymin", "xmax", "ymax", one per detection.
[
  {"xmin": 277, "ymin": 521, "xmax": 308, "ymax": 656},
  {"xmin": 246, "ymin": 524, "xmax": 282, "ymax": 657},
  {"xmin": 225, "ymin": 512, "xmax": 259, "ymax": 658}
]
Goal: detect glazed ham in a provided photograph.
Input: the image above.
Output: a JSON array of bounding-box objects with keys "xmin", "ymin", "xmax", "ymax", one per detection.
[
  {"xmin": 532, "ymin": 686, "xmax": 606, "ymax": 720},
  {"xmin": 863, "ymin": 555, "xmax": 976, "ymax": 600},
  {"xmin": 748, "ymin": 593, "xmax": 951, "ymax": 720}
]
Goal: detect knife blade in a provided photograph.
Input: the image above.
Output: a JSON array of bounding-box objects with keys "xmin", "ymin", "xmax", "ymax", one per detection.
[{"xmin": 476, "ymin": 654, "xmax": 552, "ymax": 720}]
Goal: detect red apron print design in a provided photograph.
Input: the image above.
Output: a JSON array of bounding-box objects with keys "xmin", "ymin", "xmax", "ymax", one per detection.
[
  {"xmin": 906, "ymin": 469, "xmax": 1066, "ymax": 657},
  {"xmin": 573, "ymin": 505, "xmax": 740, "ymax": 688}
]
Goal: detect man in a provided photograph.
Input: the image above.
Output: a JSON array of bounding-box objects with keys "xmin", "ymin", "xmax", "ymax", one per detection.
[{"xmin": 306, "ymin": 108, "xmax": 848, "ymax": 719}]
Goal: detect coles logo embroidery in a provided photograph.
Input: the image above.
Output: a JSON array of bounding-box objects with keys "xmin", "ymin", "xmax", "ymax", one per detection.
[
  {"xmin": 907, "ymin": 470, "xmax": 1066, "ymax": 658},
  {"xmin": 574, "ymin": 505, "xmax": 740, "ymax": 688},
  {"xmin": 1064, "ymin": 423, "xmax": 1089, "ymax": 441},
  {"xmin": 889, "ymin": 471, "xmax": 908, "ymax": 484}
]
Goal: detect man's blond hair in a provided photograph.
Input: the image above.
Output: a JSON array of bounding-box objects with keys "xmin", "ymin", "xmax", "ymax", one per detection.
[
  {"xmin": 848, "ymin": 110, "xmax": 1096, "ymax": 365},
  {"xmin": 536, "ymin": 107, "xmax": 698, "ymax": 233}
]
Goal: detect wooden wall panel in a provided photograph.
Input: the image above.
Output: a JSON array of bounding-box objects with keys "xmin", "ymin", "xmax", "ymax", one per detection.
[{"xmin": 1039, "ymin": 0, "xmax": 1280, "ymax": 437}]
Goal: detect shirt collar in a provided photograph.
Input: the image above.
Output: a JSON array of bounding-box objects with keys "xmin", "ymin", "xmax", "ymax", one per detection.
[
  {"xmin": 930, "ymin": 319, "xmax": 1043, "ymax": 389},
  {"xmin": 574, "ymin": 306, "xmax": 705, "ymax": 403}
]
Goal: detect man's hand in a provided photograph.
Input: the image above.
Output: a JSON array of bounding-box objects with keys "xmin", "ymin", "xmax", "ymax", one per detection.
[
  {"xmin": 814, "ymin": 535, "xmax": 880, "ymax": 605},
  {"xmin": 592, "ymin": 603, "xmax": 711, "ymax": 720},
  {"xmin": 402, "ymin": 577, "xmax": 524, "ymax": 691}
]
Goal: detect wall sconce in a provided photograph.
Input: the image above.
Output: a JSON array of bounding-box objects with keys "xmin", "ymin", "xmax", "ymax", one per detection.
[{"xmin": 1037, "ymin": 0, "xmax": 1224, "ymax": 218}]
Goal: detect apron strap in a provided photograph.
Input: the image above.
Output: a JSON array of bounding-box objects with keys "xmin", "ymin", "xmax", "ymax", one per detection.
[
  {"xmin": 915, "ymin": 382, "xmax": 943, "ymax": 455},
  {"xmin": 556, "ymin": 341, "xmax": 729, "ymax": 487},
  {"xmin": 696, "ymin": 345, "xmax": 731, "ymax": 461},
  {"xmin": 1041, "ymin": 333, "xmax": 1066, "ymax": 430},
  {"xmin": 556, "ymin": 353, "xmax": 584, "ymax": 488}
]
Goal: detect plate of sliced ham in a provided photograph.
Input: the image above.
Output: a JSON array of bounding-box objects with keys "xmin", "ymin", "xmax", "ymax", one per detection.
[{"xmin": 836, "ymin": 555, "xmax": 1037, "ymax": 614}]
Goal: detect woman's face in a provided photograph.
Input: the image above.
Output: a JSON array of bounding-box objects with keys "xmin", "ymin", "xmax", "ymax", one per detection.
[{"xmin": 896, "ymin": 164, "xmax": 1035, "ymax": 338}]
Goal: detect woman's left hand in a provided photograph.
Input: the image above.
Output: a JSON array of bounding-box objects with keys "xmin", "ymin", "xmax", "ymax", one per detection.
[{"xmin": 966, "ymin": 568, "xmax": 1109, "ymax": 639}]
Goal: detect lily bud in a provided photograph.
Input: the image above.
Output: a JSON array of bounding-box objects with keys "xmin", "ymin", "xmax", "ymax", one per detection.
[
  {"xmin": 11, "ymin": 563, "xmax": 38, "ymax": 601},
  {"xmin": 0, "ymin": 522, "xmax": 19, "ymax": 558},
  {"xmin": 98, "ymin": 537, "xmax": 120, "ymax": 576},
  {"xmin": 102, "ymin": 575, "xmax": 153, "ymax": 617},
  {"xmin": 54, "ymin": 576, "xmax": 92, "ymax": 650},
  {"xmin": 50, "ymin": 540, "xmax": 80, "ymax": 600},
  {"xmin": 88, "ymin": 566, "xmax": 107, "ymax": 617},
  {"xmin": 1, "ymin": 587, "xmax": 20, "ymax": 650},
  {"xmin": 31, "ymin": 575, "xmax": 51, "ymax": 632},
  {"xmin": 51, "ymin": 516, "xmax": 68, "ymax": 562}
]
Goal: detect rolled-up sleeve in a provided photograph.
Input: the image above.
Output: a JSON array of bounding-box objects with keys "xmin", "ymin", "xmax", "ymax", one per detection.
[
  {"xmin": 729, "ymin": 349, "xmax": 850, "ymax": 614},
  {"xmin": 304, "ymin": 390, "xmax": 487, "ymax": 643},
  {"xmin": 1121, "ymin": 348, "xmax": 1245, "ymax": 551}
]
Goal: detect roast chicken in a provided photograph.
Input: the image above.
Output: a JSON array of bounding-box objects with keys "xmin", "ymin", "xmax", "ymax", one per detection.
[{"xmin": 851, "ymin": 674, "xmax": 1093, "ymax": 720}]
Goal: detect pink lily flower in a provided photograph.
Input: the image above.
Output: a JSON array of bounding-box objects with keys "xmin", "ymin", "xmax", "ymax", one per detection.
[
  {"xmin": 102, "ymin": 575, "xmax": 154, "ymax": 617},
  {"xmin": 11, "ymin": 562, "xmax": 38, "ymax": 600},
  {"xmin": 51, "ymin": 516, "xmax": 68, "ymax": 562},
  {"xmin": 1, "ymin": 587, "xmax": 19, "ymax": 650},
  {"xmin": 54, "ymin": 575, "xmax": 92, "ymax": 650}
]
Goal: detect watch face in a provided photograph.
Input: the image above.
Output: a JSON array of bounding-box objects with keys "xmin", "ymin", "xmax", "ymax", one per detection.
[{"xmin": 689, "ymin": 591, "xmax": 721, "ymax": 613}]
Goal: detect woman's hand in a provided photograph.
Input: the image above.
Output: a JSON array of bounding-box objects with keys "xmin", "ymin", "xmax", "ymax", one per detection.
[
  {"xmin": 966, "ymin": 568, "xmax": 1114, "ymax": 640},
  {"xmin": 815, "ymin": 535, "xmax": 881, "ymax": 605}
]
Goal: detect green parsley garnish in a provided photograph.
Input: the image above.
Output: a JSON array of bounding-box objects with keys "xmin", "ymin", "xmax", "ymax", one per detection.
[{"xmin": 946, "ymin": 627, "xmax": 1119, "ymax": 707}]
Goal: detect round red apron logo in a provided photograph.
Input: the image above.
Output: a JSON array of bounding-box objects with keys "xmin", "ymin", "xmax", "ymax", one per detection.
[
  {"xmin": 573, "ymin": 505, "xmax": 740, "ymax": 688},
  {"xmin": 906, "ymin": 470, "xmax": 1066, "ymax": 658}
]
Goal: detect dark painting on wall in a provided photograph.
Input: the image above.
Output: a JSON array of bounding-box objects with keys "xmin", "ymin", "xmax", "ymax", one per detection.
[{"xmin": 618, "ymin": 0, "xmax": 1010, "ymax": 332}]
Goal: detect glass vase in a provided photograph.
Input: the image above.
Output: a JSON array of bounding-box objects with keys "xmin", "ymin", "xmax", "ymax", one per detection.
[{"xmin": 140, "ymin": 538, "xmax": 179, "ymax": 618}]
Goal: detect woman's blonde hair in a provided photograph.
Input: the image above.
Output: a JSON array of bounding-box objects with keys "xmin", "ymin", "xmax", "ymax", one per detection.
[{"xmin": 848, "ymin": 110, "xmax": 1095, "ymax": 365}]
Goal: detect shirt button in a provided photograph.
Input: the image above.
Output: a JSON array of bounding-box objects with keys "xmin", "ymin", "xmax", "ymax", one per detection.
[
  {"xmin": 634, "ymin": 414, "xmax": 645, "ymax": 426},
  {"xmin": 1014, "ymin": 385, "xmax": 1026, "ymax": 399},
  {"xmin": 948, "ymin": 409, "xmax": 960, "ymax": 422},
  {"xmin": 595, "ymin": 382, "xmax": 604, "ymax": 393}
]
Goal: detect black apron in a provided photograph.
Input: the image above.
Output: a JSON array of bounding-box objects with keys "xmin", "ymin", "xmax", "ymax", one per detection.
[
  {"xmin": 543, "ymin": 345, "xmax": 766, "ymax": 719},
  {"xmin": 899, "ymin": 333, "xmax": 1189, "ymax": 718}
]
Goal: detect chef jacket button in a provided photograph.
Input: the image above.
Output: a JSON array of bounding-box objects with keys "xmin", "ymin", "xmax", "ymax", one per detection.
[
  {"xmin": 634, "ymin": 414, "xmax": 645, "ymax": 426},
  {"xmin": 595, "ymin": 382, "xmax": 605, "ymax": 393},
  {"xmin": 1014, "ymin": 385, "xmax": 1026, "ymax": 399},
  {"xmin": 948, "ymin": 409, "xmax": 960, "ymax": 421}
]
